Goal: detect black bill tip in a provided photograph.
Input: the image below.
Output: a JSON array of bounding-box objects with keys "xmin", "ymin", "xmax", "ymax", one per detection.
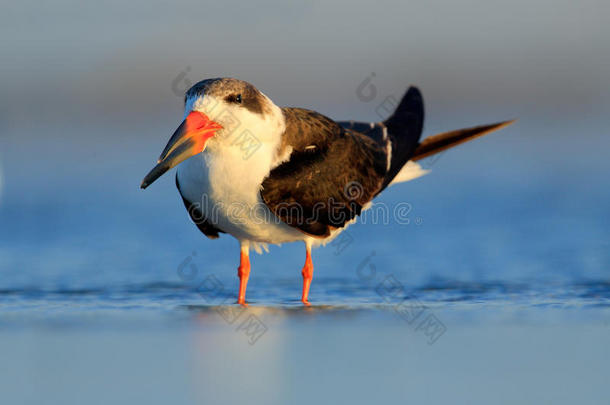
[
  {"xmin": 140, "ymin": 160, "xmax": 171, "ymax": 190},
  {"xmin": 140, "ymin": 138, "xmax": 196, "ymax": 190}
]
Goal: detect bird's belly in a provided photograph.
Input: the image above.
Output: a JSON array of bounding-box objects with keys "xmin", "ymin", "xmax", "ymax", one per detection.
[{"xmin": 176, "ymin": 153, "xmax": 305, "ymax": 245}]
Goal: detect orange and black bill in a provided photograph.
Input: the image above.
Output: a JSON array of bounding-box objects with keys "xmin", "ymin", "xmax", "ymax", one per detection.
[{"xmin": 140, "ymin": 111, "xmax": 222, "ymax": 189}]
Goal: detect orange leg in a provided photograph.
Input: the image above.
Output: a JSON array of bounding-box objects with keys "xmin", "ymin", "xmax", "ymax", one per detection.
[
  {"xmin": 237, "ymin": 245, "xmax": 250, "ymax": 306},
  {"xmin": 301, "ymin": 243, "xmax": 314, "ymax": 306}
]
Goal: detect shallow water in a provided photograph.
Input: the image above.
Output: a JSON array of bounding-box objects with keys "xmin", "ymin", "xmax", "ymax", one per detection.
[
  {"xmin": 1, "ymin": 305, "xmax": 609, "ymax": 405},
  {"xmin": 1, "ymin": 118, "xmax": 609, "ymax": 404}
]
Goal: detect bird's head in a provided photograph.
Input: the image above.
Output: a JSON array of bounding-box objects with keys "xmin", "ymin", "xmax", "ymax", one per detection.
[{"xmin": 141, "ymin": 78, "xmax": 284, "ymax": 189}]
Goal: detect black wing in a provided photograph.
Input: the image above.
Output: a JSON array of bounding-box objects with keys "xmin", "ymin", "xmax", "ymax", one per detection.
[
  {"xmin": 176, "ymin": 175, "xmax": 224, "ymax": 239},
  {"xmin": 340, "ymin": 87, "xmax": 424, "ymax": 189},
  {"xmin": 260, "ymin": 108, "xmax": 388, "ymax": 238}
]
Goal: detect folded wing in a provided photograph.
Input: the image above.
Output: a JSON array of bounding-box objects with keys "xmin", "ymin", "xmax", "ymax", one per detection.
[{"xmin": 261, "ymin": 108, "xmax": 388, "ymax": 237}]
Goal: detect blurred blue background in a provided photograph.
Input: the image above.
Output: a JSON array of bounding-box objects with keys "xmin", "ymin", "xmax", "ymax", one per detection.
[{"xmin": 0, "ymin": 1, "xmax": 609, "ymax": 404}]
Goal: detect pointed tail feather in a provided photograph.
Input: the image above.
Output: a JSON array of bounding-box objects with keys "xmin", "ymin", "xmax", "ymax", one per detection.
[{"xmin": 411, "ymin": 120, "xmax": 515, "ymax": 161}]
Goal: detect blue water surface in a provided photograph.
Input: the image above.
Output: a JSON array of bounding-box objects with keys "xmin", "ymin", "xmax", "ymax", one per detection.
[{"xmin": 0, "ymin": 116, "xmax": 609, "ymax": 404}]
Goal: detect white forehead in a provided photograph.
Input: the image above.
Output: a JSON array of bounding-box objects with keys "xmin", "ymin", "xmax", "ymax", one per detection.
[{"xmin": 183, "ymin": 94, "xmax": 221, "ymax": 119}]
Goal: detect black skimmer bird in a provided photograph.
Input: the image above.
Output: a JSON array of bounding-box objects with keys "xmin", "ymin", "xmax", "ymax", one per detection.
[{"xmin": 141, "ymin": 78, "xmax": 513, "ymax": 306}]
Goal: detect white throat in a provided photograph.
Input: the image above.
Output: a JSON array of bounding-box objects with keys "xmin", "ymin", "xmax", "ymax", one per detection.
[{"xmin": 176, "ymin": 97, "xmax": 304, "ymax": 247}]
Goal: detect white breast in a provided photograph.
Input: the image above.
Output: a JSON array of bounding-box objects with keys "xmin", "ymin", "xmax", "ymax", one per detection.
[{"xmin": 176, "ymin": 143, "xmax": 306, "ymax": 252}]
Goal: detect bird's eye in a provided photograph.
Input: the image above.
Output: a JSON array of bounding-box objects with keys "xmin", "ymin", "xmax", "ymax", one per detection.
[{"xmin": 227, "ymin": 94, "xmax": 242, "ymax": 104}]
